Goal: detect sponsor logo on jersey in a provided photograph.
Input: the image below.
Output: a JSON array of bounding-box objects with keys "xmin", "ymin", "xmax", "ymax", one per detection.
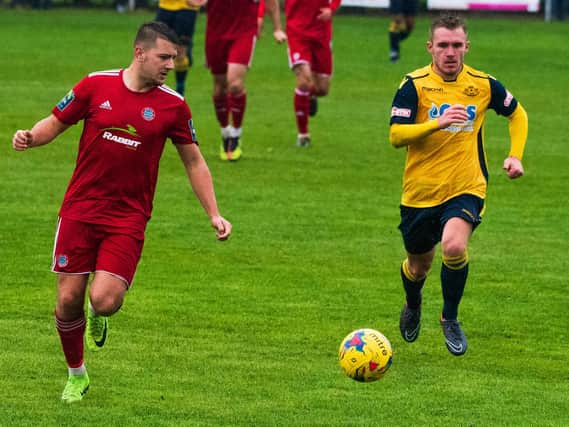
[
  {"xmin": 422, "ymin": 86, "xmax": 444, "ymax": 93},
  {"xmin": 463, "ymin": 86, "xmax": 479, "ymax": 97},
  {"xmin": 429, "ymin": 103, "xmax": 477, "ymax": 132},
  {"xmin": 188, "ymin": 119, "xmax": 197, "ymax": 141},
  {"xmin": 56, "ymin": 90, "xmax": 75, "ymax": 112},
  {"xmin": 99, "ymin": 100, "xmax": 112, "ymax": 110},
  {"xmin": 504, "ymin": 90, "xmax": 513, "ymax": 107},
  {"xmin": 141, "ymin": 107, "xmax": 155, "ymax": 121},
  {"xmin": 391, "ymin": 107, "xmax": 412, "ymax": 118},
  {"xmin": 101, "ymin": 125, "xmax": 141, "ymax": 149},
  {"xmin": 57, "ymin": 254, "xmax": 69, "ymax": 268}
]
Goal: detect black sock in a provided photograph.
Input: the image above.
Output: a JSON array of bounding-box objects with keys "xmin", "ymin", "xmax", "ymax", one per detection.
[
  {"xmin": 441, "ymin": 262, "xmax": 469, "ymax": 320},
  {"xmin": 389, "ymin": 31, "xmax": 400, "ymax": 52},
  {"xmin": 175, "ymin": 71, "xmax": 187, "ymax": 95},
  {"xmin": 401, "ymin": 262, "xmax": 425, "ymax": 309}
]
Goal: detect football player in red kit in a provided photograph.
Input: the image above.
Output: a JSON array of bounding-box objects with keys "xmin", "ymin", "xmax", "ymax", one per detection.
[
  {"xmin": 12, "ymin": 21, "xmax": 232, "ymax": 403},
  {"xmin": 285, "ymin": 0, "xmax": 341, "ymax": 147},
  {"xmin": 190, "ymin": 0, "xmax": 287, "ymax": 160}
]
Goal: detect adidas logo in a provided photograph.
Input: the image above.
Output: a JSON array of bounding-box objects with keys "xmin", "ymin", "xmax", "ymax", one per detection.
[{"xmin": 99, "ymin": 100, "xmax": 112, "ymax": 110}]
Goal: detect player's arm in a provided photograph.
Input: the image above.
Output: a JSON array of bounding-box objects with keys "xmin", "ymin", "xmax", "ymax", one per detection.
[
  {"xmin": 186, "ymin": 0, "xmax": 206, "ymax": 7},
  {"xmin": 390, "ymin": 104, "xmax": 470, "ymax": 148},
  {"xmin": 503, "ymin": 103, "xmax": 528, "ymax": 179},
  {"xmin": 317, "ymin": 0, "xmax": 341, "ymax": 21},
  {"xmin": 488, "ymin": 78, "xmax": 528, "ymax": 179},
  {"xmin": 264, "ymin": 0, "xmax": 287, "ymax": 43},
  {"xmin": 175, "ymin": 143, "xmax": 232, "ymax": 241},
  {"xmin": 257, "ymin": 0, "xmax": 265, "ymax": 37},
  {"xmin": 12, "ymin": 114, "xmax": 70, "ymax": 151}
]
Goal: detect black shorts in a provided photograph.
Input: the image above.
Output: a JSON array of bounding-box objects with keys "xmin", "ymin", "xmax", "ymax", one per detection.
[
  {"xmin": 155, "ymin": 8, "xmax": 198, "ymax": 46},
  {"xmin": 389, "ymin": 0, "xmax": 418, "ymax": 16},
  {"xmin": 398, "ymin": 194, "xmax": 484, "ymax": 255}
]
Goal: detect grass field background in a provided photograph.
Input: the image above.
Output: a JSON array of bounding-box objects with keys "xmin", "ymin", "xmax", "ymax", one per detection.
[{"xmin": 1, "ymin": 8, "xmax": 568, "ymax": 426}]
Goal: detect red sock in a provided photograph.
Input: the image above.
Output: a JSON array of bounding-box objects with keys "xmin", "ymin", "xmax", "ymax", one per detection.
[
  {"xmin": 294, "ymin": 88, "xmax": 310, "ymax": 135},
  {"xmin": 228, "ymin": 91, "xmax": 247, "ymax": 129},
  {"xmin": 55, "ymin": 314, "xmax": 85, "ymax": 368},
  {"xmin": 213, "ymin": 94, "xmax": 229, "ymax": 128}
]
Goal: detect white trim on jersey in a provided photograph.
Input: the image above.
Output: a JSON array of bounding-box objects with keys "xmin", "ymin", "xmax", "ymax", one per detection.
[
  {"xmin": 88, "ymin": 69, "xmax": 121, "ymax": 77},
  {"xmin": 158, "ymin": 84, "xmax": 184, "ymax": 100}
]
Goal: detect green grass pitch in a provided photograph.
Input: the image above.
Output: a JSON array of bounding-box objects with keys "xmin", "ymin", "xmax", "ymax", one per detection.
[{"xmin": 1, "ymin": 8, "xmax": 568, "ymax": 426}]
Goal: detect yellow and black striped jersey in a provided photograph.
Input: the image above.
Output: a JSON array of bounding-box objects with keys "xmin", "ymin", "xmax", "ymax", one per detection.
[
  {"xmin": 390, "ymin": 63, "xmax": 520, "ymax": 208},
  {"xmin": 158, "ymin": 0, "xmax": 199, "ymax": 11}
]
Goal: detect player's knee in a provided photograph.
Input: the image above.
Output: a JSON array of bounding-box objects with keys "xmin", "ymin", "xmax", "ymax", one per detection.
[
  {"xmin": 174, "ymin": 55, "xmax": 189, "ymax": 73},
  {"xmin": 314, "ymin": 86, "xmax": 329, "ymax": 97},
  {"xmin": 389, "ymin": 17, "xmax": 405, "ymax": 32},
  {"xmin": 90, "ymin": 293, "xmax": 123, "ymax": 316},
  {"xmin": 228, "ymin": 80, "xmax": 245, "ymax": 95},
  {"xmin": 56, "ymin": 289, "xmax": 85, "ymax": 315},
  {"xmin": 406, "ymin": 259, "xmax": 432, "ymax": 280},
  {"xmin": 89, "ymin": 285, "xmax": 124, "ymax": 316},
  {"xmin": 441, "ymin": 239, "xmax": 468, "ymax": 260}
]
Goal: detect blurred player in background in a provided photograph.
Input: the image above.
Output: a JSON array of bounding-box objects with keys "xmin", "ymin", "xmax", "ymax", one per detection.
[
  {"xmin": 284, "ymin": 0, "xmax": 341, "ymax": 147},
  {"xmin": 388, "ymin": 0, "xmax": 418, "ymax": 63},
  {"xmin": 189, "ymin": 0, "xmax": 287, "ymax": 161},
  {"xmin": 12, "ymin": 22, "xmax": 231, "ymax": 403},
  {"xmin": 389, "ymin": 13, "xmax": 528, "ymax": 356},
  {"xmin": 155, "ymin": 0, "xmax": 200, "ymax": 96}
]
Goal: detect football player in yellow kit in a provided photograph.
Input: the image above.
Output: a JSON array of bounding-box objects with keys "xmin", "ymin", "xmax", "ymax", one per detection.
[
  {"xmin": 156, "ymin": 0, "xmax": 200, "ymax": 96},
  {"xmin": 390, "ymin": 13, "xmax": 528, "ymax": 356}
]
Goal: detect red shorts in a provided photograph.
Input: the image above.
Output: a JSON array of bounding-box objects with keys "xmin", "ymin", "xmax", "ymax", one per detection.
[
  {"xmin": 205, "ymin": 32, "xmax": 257, "ymax": 75},
  {"xmin": 287, "ymin": 34, "xmax": 333, "ymax": 76},
  {"xmin": 52, "ymin": 217, "xmax": 144, "ymax": 287}
]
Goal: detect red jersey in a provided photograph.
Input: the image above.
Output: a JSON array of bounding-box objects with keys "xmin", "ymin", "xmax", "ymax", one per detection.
[
  {"xmin": 285, "ymin": 0, "xmax": 340, "ymax": 40},
  {"xmin": 205, "ymin": 0, "xmax": 259, "ymax": 39},
  {"xmin": 52, "ymin": 69, "xmax": 197, "ymax": 236}
]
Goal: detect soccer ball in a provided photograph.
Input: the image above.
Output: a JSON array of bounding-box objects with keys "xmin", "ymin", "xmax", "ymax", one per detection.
[{"xmin": 338, "ymin": 328, "xmax": 393, "ymax": 382}]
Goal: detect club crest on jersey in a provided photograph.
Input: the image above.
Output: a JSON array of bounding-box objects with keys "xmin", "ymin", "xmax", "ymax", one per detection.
[
  {"xmin": 57, "ymin": 254, "xmax": 69, "ymax": 268},
  {"xmin": 141, "ymin": 107, "xmax": 155, "ymax": 121},
  {"xmin": 463, "ymin": 86, "xmax": 479, "ymax": 97},
  {"xmin": 188, "ymin": 119, "xmax": 197, "ymax": 141},
  {"xmin": 56, "ymin": 90, "xmax": 75, "ymax": 112}
]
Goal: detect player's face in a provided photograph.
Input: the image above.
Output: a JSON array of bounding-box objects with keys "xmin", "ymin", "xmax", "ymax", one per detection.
[
  {"xmin": 427, "ymin": 27, "xmax": 469, "ymax": 81},
  {"xmin": 140, "ymin": 37, "xmax": 177, "ymax": 86}
]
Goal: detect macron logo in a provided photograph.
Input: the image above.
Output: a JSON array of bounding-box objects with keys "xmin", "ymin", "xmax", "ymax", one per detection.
[{"xmin": 99, "ymin": 100, "xmax": 112, "ymax": 110}]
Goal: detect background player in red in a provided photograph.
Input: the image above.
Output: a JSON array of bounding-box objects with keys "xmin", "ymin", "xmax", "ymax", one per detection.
[
  {"xmin": 189, "ymin": 0, "xmax": 287, "ymax": 161},
  {"xmin": 12, "ymin": 21, "xmax": 232, "ymax": 403},
  {"xmin": 285, "ymin": 0, "xmax": 341, "ymax": 147}
]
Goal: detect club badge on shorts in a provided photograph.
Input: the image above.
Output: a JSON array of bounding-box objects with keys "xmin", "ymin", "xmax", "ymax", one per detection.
[{"xmin": 57, "ymin": 254, "xmax": 69, "ymax": 268}]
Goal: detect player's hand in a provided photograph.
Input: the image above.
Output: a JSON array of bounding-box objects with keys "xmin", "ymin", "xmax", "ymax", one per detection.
[
  {"xmin": 186, "ymin": 0, "xmax": 206, "ymax": 7},
  {"xmin": 273, "ymin": 29, "xmax": 287, "ymax": 44},
  {"xmin": 503, "ymin": 156, "xmax": 524, "ymax": 179},
  {"xmin": 210, "ymin": 215, "xmax": 232, "ymax": 241},
  {"xmin": 317, "ymin": 7, "xmax": 333, "ymax": 21},
  {"xmin": 12, "ymin": 130, "xmax": 33, "ymax": 151},
  {"xmin": 437, "ymin": 104, "xmax": 470, "ymax": 129},
  {"xmin": 257, "ymin": 17, "xmax": 264, "ymax": 37}
]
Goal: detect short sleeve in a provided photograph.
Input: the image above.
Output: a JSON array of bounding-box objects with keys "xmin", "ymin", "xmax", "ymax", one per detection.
[
  {"xmin": 488, "ymin": 77, "xmax": 518, "ymax": 117},
  {"xmin": 169, "ymin": 102, "xmax": 198, "ymax": 145},
  {"xmin": 390, "ymin": 77, "xmax": 419, "ymax": 125},
  {"xmin": 51, "ymin": 76, "xmax": 91, "ymax": 125}
]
